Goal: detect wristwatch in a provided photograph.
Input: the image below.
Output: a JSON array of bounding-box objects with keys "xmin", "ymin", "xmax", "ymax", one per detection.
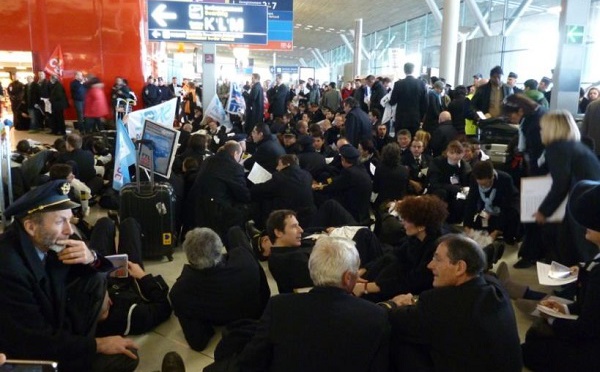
[{"xmin": 89, "ymin": 249, "xmax": 98, "ymax": 265}]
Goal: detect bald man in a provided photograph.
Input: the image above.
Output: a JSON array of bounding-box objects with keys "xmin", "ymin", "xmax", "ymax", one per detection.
[{"xmin": 430, "ymin": 111, "xmax": 458, "ymax": 157}]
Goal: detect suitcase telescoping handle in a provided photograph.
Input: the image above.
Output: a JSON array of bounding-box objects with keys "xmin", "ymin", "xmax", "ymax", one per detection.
[{"xmin": 135, "ymin": 139, "xmax": 155, "ymax": 194}]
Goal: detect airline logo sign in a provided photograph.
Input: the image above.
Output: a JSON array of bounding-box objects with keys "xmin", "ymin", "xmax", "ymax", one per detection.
[{"xmin": 148, "ymin": 0, "xmax": 268, "ymax": 44}]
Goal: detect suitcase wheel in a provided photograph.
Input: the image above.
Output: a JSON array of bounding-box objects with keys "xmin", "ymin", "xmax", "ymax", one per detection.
[{"xmin": 167, "ymin": 253, "xmax": 174, "ymax": 262}]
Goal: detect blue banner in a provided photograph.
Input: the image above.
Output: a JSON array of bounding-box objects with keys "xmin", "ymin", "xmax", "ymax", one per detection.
[
  {"xmin": 113, "ymin": 118, "xmax": 137, "ymax": 191},
  {"xmin": 148, "ymin": 1, "xmax": 268, "ymax": 44}
]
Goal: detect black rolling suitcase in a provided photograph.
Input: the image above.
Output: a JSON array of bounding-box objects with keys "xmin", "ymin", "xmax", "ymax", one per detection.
[
  {"xmin": 120, "ymin": 140, "xmax": 176, "ymax": 261},
  {"xmin": 478, "ymin": 118, "xmax": 519, "ymax": 165}
]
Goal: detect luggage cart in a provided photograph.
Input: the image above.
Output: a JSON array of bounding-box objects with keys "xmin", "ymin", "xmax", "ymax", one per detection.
[{"xmin": 115, "ymin": 98, "xmax": 136, "ymax": 121}]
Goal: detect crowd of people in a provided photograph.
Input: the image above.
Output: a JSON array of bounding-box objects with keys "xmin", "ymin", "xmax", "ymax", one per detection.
[{"xmin": 2, "ymin": 62, "xmax": 600, "ymax": 371}]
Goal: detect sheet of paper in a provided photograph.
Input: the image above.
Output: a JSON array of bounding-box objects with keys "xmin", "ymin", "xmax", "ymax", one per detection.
[
  {"xmin": 106, "ymin": 254, "xmax": 129, "ymax": 278},
  {"xmin": 247, "ymin": 162, "xmax": 272, "ymax": 184},
  {"xmin": 370, "ymin": 192, "xmax": 378, "ymax": 203},
  {"xmin": 520, "ymin": 176, "xmax": 567, "ymax": 222},
  {"xmin": 325, "ymin": 157, "xmax": 334, "ymax": 164},
  {"xmin": 369, "ymin": 162, "xmax": 376, "ymax": 176},
  {"xmin": 536, "ymin": 305, "xmax": 579, "ymax": 320},
  {"xmin": 537, "ymin": 261, "xmax": 577, "ymax": 286}
]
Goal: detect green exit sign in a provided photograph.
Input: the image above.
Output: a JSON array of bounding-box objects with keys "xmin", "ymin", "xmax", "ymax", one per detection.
[{"xmin": 567, "ymin": 25, "xmax": 584, "ymax": 44}]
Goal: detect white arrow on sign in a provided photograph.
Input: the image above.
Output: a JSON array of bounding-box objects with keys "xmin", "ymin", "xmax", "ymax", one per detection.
[
  {"xmin": 152, "ymin": 30, "xmax": 161, "ymax": 38},
  {"xmin": 151, "ymin": 4, "xmax": 177, "ymax": 27}
]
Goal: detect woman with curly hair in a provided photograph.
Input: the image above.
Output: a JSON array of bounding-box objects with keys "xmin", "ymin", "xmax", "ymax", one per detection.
[{"xmin": 353, "ymin": 195, "xmax": 448, "ymax": 302}]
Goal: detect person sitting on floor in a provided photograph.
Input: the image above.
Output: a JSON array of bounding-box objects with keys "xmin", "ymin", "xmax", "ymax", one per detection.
[{"xmin": 169, "ymin": 227, "xmax": 269, "ymax": 351}]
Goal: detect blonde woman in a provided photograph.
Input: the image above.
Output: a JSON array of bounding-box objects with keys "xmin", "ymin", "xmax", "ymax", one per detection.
[{"xmin": 534, "ymin": 109, "xmax": 600, "ymax": 263}]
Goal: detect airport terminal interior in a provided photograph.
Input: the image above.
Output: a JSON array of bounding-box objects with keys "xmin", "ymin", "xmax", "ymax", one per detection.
[{"xmin": 2, "ymin": 0, "xmax": 600, "ymax": 371}]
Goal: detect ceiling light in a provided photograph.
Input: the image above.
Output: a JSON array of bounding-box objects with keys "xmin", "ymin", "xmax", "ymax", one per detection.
[
  {"xmin": 305, "ymin": 25, "xmax": 313, "ymax": 28},
  {"xmin": 547, "ymin": 6, "xmax": 561, "ymax": 14}
]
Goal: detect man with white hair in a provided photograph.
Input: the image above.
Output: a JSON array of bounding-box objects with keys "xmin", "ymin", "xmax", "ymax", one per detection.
[
  {"xmin": 170, "ymin": 227, "xmax": 269, "ymax": 351},
  {"xmin": 239, "ymin": 237, "xmax": 390, "ymax": 371}
]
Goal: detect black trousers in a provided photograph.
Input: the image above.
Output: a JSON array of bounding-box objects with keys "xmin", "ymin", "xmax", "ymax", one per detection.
[{"xmin": 89, "ymin": 217, "xmax": 143, "ymax": 267}]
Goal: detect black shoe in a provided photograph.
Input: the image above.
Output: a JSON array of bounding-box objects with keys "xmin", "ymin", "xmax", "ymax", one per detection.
[
  {"xmin": 245, "ymin": 220, "xmax": 262, "ymax": 241},
  {"xmin": 513, "ymin": 258, "xmax": 536, "ymax": 269},
  {"xmin": 161, "ymin": 351, "xmax": 185, "ymax": 372}
]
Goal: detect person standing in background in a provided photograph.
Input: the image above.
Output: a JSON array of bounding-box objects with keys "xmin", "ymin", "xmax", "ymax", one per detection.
[
  {"xmin": 49, "ymin": 74, "xmax": 69, "ymax": 135},
  {"xmin": 70, "ymin": 71, "xmax": 86, "ymax": 131}
]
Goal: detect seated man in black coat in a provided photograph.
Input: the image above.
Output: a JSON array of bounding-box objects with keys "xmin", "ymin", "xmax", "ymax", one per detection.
[
  {"xmin": 190, "ymin": 141, "xmax": 250, "ymax": 238},
  {"xmin": 58, "ymin": 133, "xmax": 103, "ymax": 195},
  {"xmin": 316, "ymin": 144, "xmax": 373, "ymax": 224},
  {"xmin": 251, "ymin": 154, "xmax": 317, "ymax": 229},
  {"xmin": 239, "ymin": 236, "xmax": 390, "ymax": 372},
  {"xmin": 382, "ymin": 234, "xmax": 522, "ymax": 371},
  {"xmin": 170, "ymin": 227, "xmax": 269, "ymax": 351},
  {"xmin": 263, "ymin": 210, "xmax": 314, "ymax": 293},
  {"xmin": 245, "ymin": 123, "xmax": 286, "ymax": 174},
  {"xmin": 430, "ymin": 111, "xmax": 459, "ymax": 157},
  {"xmin": 403, "ymin": 138, "xmax": 433, "ymax": 195},
  {"xmin": 463, "ymin": 160, "xmax": 520, "ymax": 243}
]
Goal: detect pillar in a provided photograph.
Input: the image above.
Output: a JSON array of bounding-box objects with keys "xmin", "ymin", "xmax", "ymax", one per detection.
[
  {"xmin": 202, "ymin": 43, "xmax": 217, "ymax": 111},
  {"xmin": 353, "ymin": 19, "xmax": 363, "ymax": 77},
  {"xmin": 550, "ymin": 0, "xmax": 591, "ymax": 113},
  {"xmin": 440, "ymin": 0, "xmax": 460, "ymax": 86}
]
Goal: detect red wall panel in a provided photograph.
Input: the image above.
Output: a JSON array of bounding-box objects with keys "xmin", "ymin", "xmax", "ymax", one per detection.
[{"xmin": 0, "ymin": 0, "xmax": 147, "ymax": 119}]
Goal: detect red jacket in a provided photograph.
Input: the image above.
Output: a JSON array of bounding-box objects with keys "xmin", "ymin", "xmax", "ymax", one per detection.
[{"xmin": 84, "ymin": 85, "xmax": 110, "ymax": 118}]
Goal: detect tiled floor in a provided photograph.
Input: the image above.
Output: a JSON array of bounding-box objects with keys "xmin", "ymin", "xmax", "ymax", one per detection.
[{"xmin": 5, "ymin": 123, "xmax": 542, "ymax": 371}]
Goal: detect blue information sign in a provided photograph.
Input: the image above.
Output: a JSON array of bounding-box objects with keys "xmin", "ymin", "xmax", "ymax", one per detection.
[
  {"xmin": 232, "ymin": 0, "xmax": 293, "ymax": 50},
  {"xmin": 270, "ymin": 65, "xmax": 298, "ymax": 74},
  {"xmin": 147, "ymin": 1, "xmax": 268, "ymax": 44}
]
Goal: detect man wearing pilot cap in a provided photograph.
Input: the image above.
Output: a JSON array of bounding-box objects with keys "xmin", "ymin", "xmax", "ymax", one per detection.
[{"xmin": 0, "ymin": 180, "xmax": 139, "ymax": 372}]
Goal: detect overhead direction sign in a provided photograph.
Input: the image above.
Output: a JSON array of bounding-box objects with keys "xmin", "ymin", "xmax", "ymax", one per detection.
[
  {"xmin": 270, "ymin": 65, "xmax": 298, "ymax": 74},
  {"xmin": 231, "ymin": 0, "xmax": 294, "ymax": 51},
  {"xmin": 147, "ymin": 0, "xmax": 268, "ymax": 44}
]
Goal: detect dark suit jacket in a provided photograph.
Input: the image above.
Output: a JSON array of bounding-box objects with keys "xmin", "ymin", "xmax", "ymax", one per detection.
[
  {"xmin": 267, "ymin": 245, "xmax": 314, "ymax": 294},
  {"xmin": 389, "ymin": 75, "xmax": 428, "ymax": 132},
  {"xmin": 403, "ymin": 153, "xmax": 433, "ymax": 193},
  {"xmin": 428, "ymin": 156, "xmax": 472, "ymax": 200},
  {"xmin": 464, "ymin": 170, "xmax": 519, "ymax": 234},
  {"xmin": 267, "ymin": 83, "xmax": 289, "ymax": 118},
  {"xmin": 58, "ymin": 148, "xmax": 96, "ymax": 183},
  {"xmin": 0, "ymin": 223, "xmax": 112, "ymax": 371},
  {"xmin": 325, "ymin": 164, "xmax": 373, "ymax": 223},
  {"xmin": 169, "ymin": 247, "xmax": 268, "ymax": 351},
  {"xmin": 247, "ymin": 82, "xmax": 264, "ymax": 129},
  {"xmin": 423, "ymin": 90, "xmax": 443, "ymax": 133},
  {"xmin": 539, "ymin": 140, "xmax": 600, "ymax": 217},
  {"xmin": 297, "ymin": 149, "xmax": 326, "ymax": 180},
  {"xmin": 471, "ymin": 82, "xmax": 513, "ymax": 115},
  {"xmin": 344, "ymin": 107, "xmax": 372, "ymax": 147},
  {"xmin": 389, "ymin": 275, "xmax": 522, "ymax": 371},
  {"xmin": 239, "ymin": 286, "xmax": 390, "ymax": 372},
  {"xmin": 245, "ymin": 135, "xmax": 286, "ymax": 174},
  {"xmin": 430, "ymin": 121, "xmax": 458, "ymax": 157},
  {"xmin": 193, "ymin": 150, "xmax": 250, "ymax": 207},
  {"xmin": 373, "ymin": 162, "xmax": 409, "ymax": 206},
  {"xmin": 369, "ymin": 80, "xmax": 387, "ymax": 114},
  {"xmin": 250, "ymin": 164, "xmax": 317, "ymax": 227},
  {"xmin": 520, "ymin": 107, "xmax": 547, "ymax": 176}
]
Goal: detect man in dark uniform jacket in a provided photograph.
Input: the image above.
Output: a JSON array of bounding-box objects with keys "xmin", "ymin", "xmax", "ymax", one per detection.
[
  {"xmin": 389, "ymin": 62, "xmax": 428, "ymax": 136},
  {"xmin": 262, "ymin": 210, "xmax": 314, "ymax": 293},
  {"xmin": 343, "ymin": 97, "xmax": 372, "ymax": 148},
  {"xmin": 463, "ymin": 161, "xmax": 520, "ymax": 242},
  {"xmin": 383, "ymin": 234, "xmax": 522, "ymax": 371},
  {"xmin": 295, "ymin": 135, "xmax": 326, "ymax": 181},
  {"xmin": 245, "ymin": 73, "xmax": 264, "ymax": 135},
  {"xmin": 522, "ymin": 180, "xmax": 600, "ymax": 371},
  {"xmin": 267, "ymin": 73, "xmax": 289, "ymax": 119},
  {"xmin": 245, "ymin": 123, "xmax": 286, "ymax": 174},
  {"xmin": 170, "ymin": 227, "xmax": 269, "ymax": 351},
  {"xmin": 142, "ymin": 76, "xmax": 160, "ymax": 108},
  {"xmin": 251, "ymin": 154, "xmax": 317, "ymax": 228},
  {"xmin": 319, "ymin": 145, "xmax": 373, "ymax": 224},
  {"xmin": 0, "ymin": 180, "xmax": 138, "ymax": 372},
  {"xmin": 191, "ymin": 141, "xmax": 251, "ymax": 238},
  {"xmin": 239, "ymin": 236, "xmax": 390, "ymax": 372},
  {"xmin": 403, "ymin": 138, "xmax": 432, "ymax": 195},
  {"xmin": 367, "ymin": 75, "xmax": 386, "ymax": 116}
]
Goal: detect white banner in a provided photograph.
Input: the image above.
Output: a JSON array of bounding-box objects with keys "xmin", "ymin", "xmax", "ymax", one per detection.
[
  {"xmin": 126, "ymin": 98, "xmax": 177, "ymax": 140},
  {"xmin": 205, "ymin": 94, "xmax": 232, "ymax": 130}
]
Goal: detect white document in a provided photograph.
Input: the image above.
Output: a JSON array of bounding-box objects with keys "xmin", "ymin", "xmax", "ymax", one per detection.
[
  {"xmin": 476, "ymin": 111, "xmax": 487, "ymax": 120},
  {"xmin": 369, "ymin": 162, "xmax": 376, "ymax": 176},
  {"xmin": 536, "ymin": 304, "xmax": 579, "ymax": 320},
  {"xmin": 520, "ymin": 176, "xmax": 567, "ymax": 222},
  {"xmin": 537, "ymin": 261, "xmax": 577, "ymax": 286},
  {"xmin": 247, "ymin": 162, "xmax": 272, "ymax": 184},
  {"xmin": 325, "ymin": 157, "xmax": 334, "ymax": 164},
  {"xmin": 370, "ymin": 192, "xmax": 378, "ymax": 203}
]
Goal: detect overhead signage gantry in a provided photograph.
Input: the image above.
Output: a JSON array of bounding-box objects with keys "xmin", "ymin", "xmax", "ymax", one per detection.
[{"xmin": 147, "ymin": 0, "xmax": 269, "ymax": 44}]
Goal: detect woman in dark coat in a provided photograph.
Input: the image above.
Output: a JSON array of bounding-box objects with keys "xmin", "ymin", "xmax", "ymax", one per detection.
[
  {"xmin": 533, "ymin": 110, "xmax": 600, "ymax": 264},
  {"xmin": 352, "ymin": 195, "xmax": 448, "ymax": 302}
]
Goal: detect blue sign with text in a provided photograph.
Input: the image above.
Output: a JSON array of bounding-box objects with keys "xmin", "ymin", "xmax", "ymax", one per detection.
[
  {"xmin": 232, "ymin": 0, "xmax": 293, "ymax": 50},
  {"xmin": 270, "ymin": 65, "xmax": 298, "ymax": 74},
  {"xmin": 147, "ymin": 1, "xmax": 268, "ymax": 44}
]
